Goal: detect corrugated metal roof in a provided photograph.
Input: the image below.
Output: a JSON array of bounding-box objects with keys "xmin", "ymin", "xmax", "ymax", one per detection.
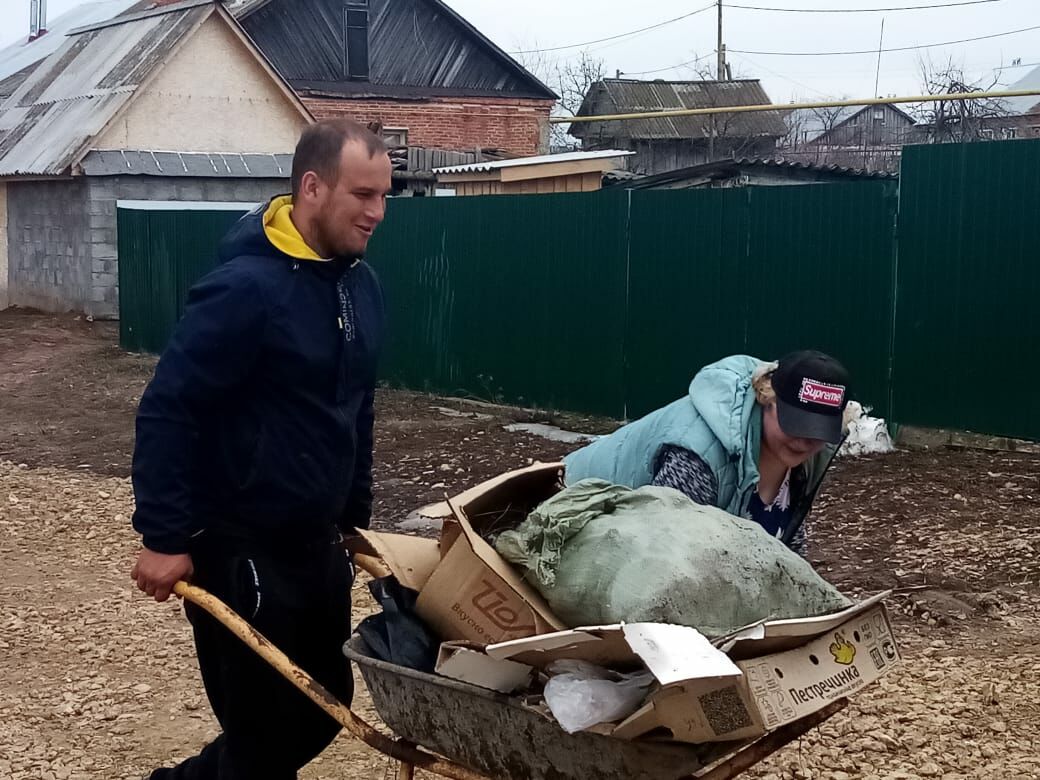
[
  {"xmin": 237, "ymin": 0, "xmax": 556, "ymax": 100},
  {"xmin": 617, "ymin": 157, "xmax": 898, "ymax": 189},
  {"xmin": 73, "ymin": 0, "xmax": 218, "ymax": 33},
  {"xmin": 1, "ymin": 0, "xmax": 556, "ymax": 107},
  {"xmin": 0, "ymin": 5, "xmax": 210, "ymax": 177},
  {"xmin": 81, "ymin": 149, "xmax": 294, "ymax": 177},
  {"xmin": 0, "ymin": 0, "xmax": 138, "ymax": 96},
  {"xmin": 434, "ymin": 149, "xmax": 633, "ymax": 174},
  {"xmin": 572, "ymin": 79, "xmax": 788, "ymax": 141}
]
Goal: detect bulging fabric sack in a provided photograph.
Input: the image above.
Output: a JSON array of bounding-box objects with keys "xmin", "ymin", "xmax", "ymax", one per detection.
[{"xmin": 494, "ymin": 480, "xmax": 851, "ymax": 636}]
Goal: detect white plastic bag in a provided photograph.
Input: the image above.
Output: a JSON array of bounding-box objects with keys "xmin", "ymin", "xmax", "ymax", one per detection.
[{"xmin": 543, "ymin": 660, "xmax": 655, "ymax": 734}]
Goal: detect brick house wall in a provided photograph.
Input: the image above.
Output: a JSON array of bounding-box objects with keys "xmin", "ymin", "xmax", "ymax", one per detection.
[{"xmin": 304, "ymin": 95, "xmax": 554, "ymax": 155}]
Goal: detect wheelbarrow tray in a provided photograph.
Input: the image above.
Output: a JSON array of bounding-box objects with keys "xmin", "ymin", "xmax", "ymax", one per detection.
[{"xmin": 346, "ymin": 635, "xmax": 751, "ymax": 780}]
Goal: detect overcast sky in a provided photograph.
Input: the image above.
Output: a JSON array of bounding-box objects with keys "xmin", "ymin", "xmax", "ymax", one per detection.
[{"xmin": 3, "ymin": 0, "xmax": 1038, "ymax": 101}]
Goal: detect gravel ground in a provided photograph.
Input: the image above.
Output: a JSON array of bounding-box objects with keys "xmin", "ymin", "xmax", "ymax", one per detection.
[{"xmin": 1, "ymin": 312, "xmax": 1038, "ymax": 780}]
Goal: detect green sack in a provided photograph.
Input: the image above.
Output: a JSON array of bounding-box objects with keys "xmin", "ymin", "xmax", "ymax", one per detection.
[{"xmin": 495, "ymin": 479, "xmax": 851, "ymax": 636}]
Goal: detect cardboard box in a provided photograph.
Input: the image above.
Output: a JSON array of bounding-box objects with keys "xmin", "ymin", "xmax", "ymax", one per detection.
[
  {"xmin": 358, "ymin": 463, "xmax": 568, "ymax": 644},
  {"xmin": 435, "ymin": 641, "xmax": 535, "ymax": 693},
  {"xmin": 349, "ymin": 530, "xmax": 440, "ymax": 591},
  {"xmin": 485, "ymin": 594, "xmax": 900, "ymax": 744}
]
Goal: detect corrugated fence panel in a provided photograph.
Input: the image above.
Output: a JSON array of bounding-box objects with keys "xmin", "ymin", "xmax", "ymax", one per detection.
[
  {"xmin": 625, "ymin": 183, "xmax": 896, "ymax": 419},
  {"xmin": 625, "ymin": 188, "xmax": 750, "ymax": 418},
  {"xmin": 743, "ymin": 182, "xmax": 897, "ymax": 418},
  {"xmin": 118, "ymin": 207, "xmax": 247, "ymax": 353},
  {"xmin": 365, "ymin": 191, "xmax": 630, "ymax": 418},
  {"xmin": 894, "ymin": 139, "xmax": 1040, "ymax": 438},
  {"xmin": 113, "ymin": 148, "xmax": 1040, "ymax": 440}
]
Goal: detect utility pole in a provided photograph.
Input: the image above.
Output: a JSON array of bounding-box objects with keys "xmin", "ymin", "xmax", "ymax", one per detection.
[{"xmin": 716, "ymin": 0, "xmax": 727, "ymax": 81}]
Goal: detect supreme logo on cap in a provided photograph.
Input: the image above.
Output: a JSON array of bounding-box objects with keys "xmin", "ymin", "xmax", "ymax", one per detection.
[{"xmin": 798, "ymin": 378, "xmax": 846, "ymax": 408}]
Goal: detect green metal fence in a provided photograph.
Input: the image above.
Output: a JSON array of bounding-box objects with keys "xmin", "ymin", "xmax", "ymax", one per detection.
[
  {"xmin": 624, "ymin": 182, "xmax": 897, "ymax": 418},
  {"xmin": 118, "ymin": 204, "xmax": 251, "ymax": 353},
  {"xmin": 116, "ymin": 140, "xmax": 1040, "ymax": 438},
  {"xmin": 893, "ymin": 139, "xmax": 1040, "ymax": 439},
  {"xmin": 367, "ymin": 190, "xmax": 631, "ymax": 417}
]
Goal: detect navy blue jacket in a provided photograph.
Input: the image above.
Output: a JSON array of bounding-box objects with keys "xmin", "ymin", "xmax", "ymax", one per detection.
[{"xmin": 131, "ymin": 205, "xmax": 384, "ymax": 555}]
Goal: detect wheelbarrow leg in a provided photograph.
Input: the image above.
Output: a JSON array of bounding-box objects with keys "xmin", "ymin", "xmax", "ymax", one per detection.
[{"xmin": 399, "ymin": 739, "xmax": 416, "ymax": 779}]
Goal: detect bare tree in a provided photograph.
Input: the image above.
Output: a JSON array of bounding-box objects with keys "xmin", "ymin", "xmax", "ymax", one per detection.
[
  {"xmin": 515, "ymin": 47, "xmax": 607, "ymax": 151},
  {"xmin": 809, "ymin": 103, "xmax": 851, "ymax": 138},
  {"xmin": 675, "ymin": 58, "xmax": 778, "ymax": 162},
  {"xmin": 778, "ymin": 105, "xmax": 808, "ymax": 152},
  {"xmin": 914, "ymin": 55, "xmax": 1010, "ymax": 143},
  {"xmin": 778, "ymin": 99, "xmax": 851, "ymax": 159}
]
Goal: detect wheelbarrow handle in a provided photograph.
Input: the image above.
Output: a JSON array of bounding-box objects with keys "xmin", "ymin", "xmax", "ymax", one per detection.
[{"xmin": 172, "ymin": 580, "xmax": 487, "ymax": 780}]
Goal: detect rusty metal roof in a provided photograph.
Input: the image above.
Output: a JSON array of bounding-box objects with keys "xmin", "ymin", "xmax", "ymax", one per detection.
[
  {"xmin": 615, "ymin": 157, "xmax": 898, "ymax": 189},
  {"xmin": 0, "ymin": 3, "xmax": 212, "ymax": 177},
  {"xmin": 0, "ymin": 0, "xmax": 139, "ymax": 98},
  {"xmin": 572, "ymin": 79, "xmax": 788, "ymax": 141}
]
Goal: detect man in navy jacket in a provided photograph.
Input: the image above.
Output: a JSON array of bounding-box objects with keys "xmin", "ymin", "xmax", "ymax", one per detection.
[{"xmin": 131, "ymin": 119, "xmax": 392, "ymax": 779}]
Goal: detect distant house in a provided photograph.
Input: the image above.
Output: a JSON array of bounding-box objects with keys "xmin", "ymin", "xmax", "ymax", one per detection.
[
  {"xmin": 612, "ymin": 157, "xmax": 896, "ymax": 190},
  {"xmin": 434, "ymin": 150, "xmax": 633, "ymax": 196},
  {"xmin": 781, "ymin": 104, "xmax": 915, "ymax": 174},
  {"xmin": 911, "ymin": 65, "xmax": 1040, "ymax": 144},
  {"xmin": 1001, "ymin": 63, "xmax": 1040, "ymax": 124},
  {"xmin": 227, "ymin": 0, "xmax": 557, "ymax": 156},
  {"xmin": 571, "ymin": 79, "xmax": 788, "ymax": 176},
  {"xmin": 0, "ymin": 0, "xmax": 312, "ymax": 317},
  {"xmin": 1, "ymin": 0, "xmax": 559, "ymax": 157}
]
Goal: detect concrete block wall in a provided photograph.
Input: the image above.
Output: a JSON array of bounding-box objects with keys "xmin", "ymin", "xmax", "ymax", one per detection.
[
  {"xmin": 6, "ymin": 179, "xmax": 93, "ymax": 314},
  {"xmin": 4, "ymin": 176, "xmax": 288, "ymax": 319},
  {"xmin": 84, "ymin": 175, "xmax": 288, "ymax": 319}
]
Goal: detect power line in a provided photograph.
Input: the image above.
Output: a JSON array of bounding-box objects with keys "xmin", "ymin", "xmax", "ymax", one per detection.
[
  {"xmin": 621, "ymin": 53, "xmax": 716, "ymax": 77},
  {"xmin": 728, "ymin": 52, "xmax": 832, "ymax": 95},
  {"xmin": 726, "ymin": 0, "xmax": 1003, "ymax": 12},
  {"xmin": 730, "ymin": 23, "xmax": 1040, "ymax": 56},
  {"xmin": 510, "ymin": 3, "xmax": 715, "ymax": 55}
]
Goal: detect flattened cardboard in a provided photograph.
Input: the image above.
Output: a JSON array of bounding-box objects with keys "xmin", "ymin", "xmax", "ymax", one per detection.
[
  {"xmin": 486, "ymin": 623, "xmax": 741, "ymax": 682},
  {"xmin": 739, "ymin": 603, "xmax": 901, "ymax": 731},
  {"xmin": 724, "ymin": 591, "xmax": 893, "ymax": 659},
  {"xmin": 435, "ymin": 641, "xmax": 534, "ymax": 693},
  {"xmin": 487, "ymin": 625, "xmax": 639, "ymax": 669}
]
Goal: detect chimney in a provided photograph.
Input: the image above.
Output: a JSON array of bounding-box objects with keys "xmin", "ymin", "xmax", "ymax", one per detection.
[{"xmin": 28, "ymin": 0, "xmax": 48, "ymax": 42}]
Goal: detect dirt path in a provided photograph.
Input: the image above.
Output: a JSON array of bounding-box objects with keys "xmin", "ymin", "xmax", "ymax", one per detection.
[{"xmin": 1, "ymin": 311, "xmax": 1037, "ymax": 779}]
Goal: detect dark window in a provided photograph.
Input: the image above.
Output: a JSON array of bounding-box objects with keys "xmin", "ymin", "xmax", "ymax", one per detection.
[{"xmin": 345, "ymin": 1, "xmax": 370, "ymax": 81}]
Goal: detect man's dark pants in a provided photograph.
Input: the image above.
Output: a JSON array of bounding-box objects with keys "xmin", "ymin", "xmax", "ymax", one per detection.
[{"xmin": 151, "ymin": 537, "xmax": 354, "ymax": 780}]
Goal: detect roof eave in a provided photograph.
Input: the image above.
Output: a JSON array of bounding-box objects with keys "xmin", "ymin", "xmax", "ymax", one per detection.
[{"xmin": 419, "ymin": 0, "xmax": 557, "ymax": 100}]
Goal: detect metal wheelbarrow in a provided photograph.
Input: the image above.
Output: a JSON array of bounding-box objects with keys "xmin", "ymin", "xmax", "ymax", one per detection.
[{"xmin": 173, "ymin": 580, "xmax": 846, "ymax": 780}]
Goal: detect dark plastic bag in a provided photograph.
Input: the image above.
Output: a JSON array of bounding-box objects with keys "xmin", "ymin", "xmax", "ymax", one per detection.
[{"xmin": 354, "ymin": 576, "xmax": 440, "ymax": 673}]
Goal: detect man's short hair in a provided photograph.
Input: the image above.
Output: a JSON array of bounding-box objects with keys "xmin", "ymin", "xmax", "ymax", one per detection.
[{"xmin": 291, "ymin": 119, "xmax": 387, "ymax": 199}]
